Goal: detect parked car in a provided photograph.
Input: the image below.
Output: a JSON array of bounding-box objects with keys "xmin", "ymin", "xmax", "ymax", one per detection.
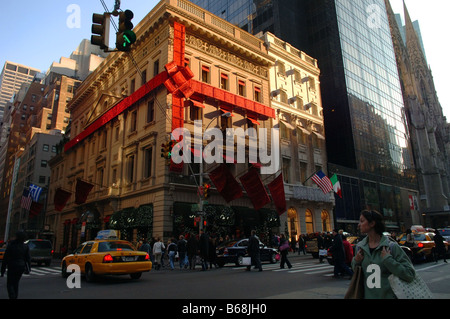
[
  {"xmin": 398, "ymin": 232, "xmax": 449, "ymax": 262},
  {"xmin": 437, "ymin": 228, "xmax": 450, "ymax": 242},
  {"xmin": 215, "ymin": 238, "xmax": 278, "ymax": 267},
  {"xmin": 25, "ymin": 239, "xmax": 53, "ymax": 266}
]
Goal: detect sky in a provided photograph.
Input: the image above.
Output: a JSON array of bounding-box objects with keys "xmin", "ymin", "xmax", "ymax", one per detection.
[{"xmin": 0, "ymin": 0, "xmax": 449, "ymax": 119}]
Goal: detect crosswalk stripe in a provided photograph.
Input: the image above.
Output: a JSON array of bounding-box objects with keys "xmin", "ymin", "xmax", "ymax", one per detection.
[{"xmin": 23, "ymin": 267, "xmax": 61, "ymax": 277}]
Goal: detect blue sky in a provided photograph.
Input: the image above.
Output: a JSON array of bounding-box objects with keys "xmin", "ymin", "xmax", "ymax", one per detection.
[{"xmin": 1, "ymin": 0, "xmax": 448, "ymax": 118}]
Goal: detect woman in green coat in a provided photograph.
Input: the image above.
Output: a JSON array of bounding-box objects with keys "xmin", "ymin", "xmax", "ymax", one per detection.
[{"xmin": 352, "ymin": 210, "xmax": 416, "ymax": 299}]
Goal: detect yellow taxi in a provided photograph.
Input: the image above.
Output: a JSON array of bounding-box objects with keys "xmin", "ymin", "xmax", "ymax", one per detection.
[
  {"xmin": 61, "ymin": 231, "xmax": 152, "ymax": 282},
  {"xmin": 0, "ymin": 248, "xmax": 5, "ymax": 261},
  {"xmin": 398, "ymin": 232, "xmax": 449, "ymax": 261}
]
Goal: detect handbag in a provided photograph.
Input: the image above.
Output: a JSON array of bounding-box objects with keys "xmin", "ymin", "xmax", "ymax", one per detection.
[
  {"xmin": 241, "ymin": 257, "xmax": 251, "ymax": 266},
  {"xmin": 388, "ymin": 273, "xmax": 433, "ymax": 299},
  {"xmin": 344, "ymin": 265, "xmax": 364, "ymax": 299},
  {"xmin": 319, "ymin": 249, "xmax": 328, "ymax": 256},
  {"xmin": 280, "ymin": 241, "xmax": 289, "ymax": 251}
]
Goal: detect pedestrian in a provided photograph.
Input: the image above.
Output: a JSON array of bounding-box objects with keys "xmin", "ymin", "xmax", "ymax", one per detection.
[
  {"xmin": 246, "ymin": 230, "xmax": 262, "ymax": 272},
  {"xmin": 152, "ymin": 237, "xmax": 165, "ymax": 270},
  {"xmin": 342, "ymin": 235, "xmax": 353, "ymax": 266},
  {"xmin": 187, "ymin": 233, "xmax": 198, "ymax": 270},
  {"xmin": 433, "ymin": 230, "xmax": 447, "ymax": 263},
  {"xmin": 279, "ymin": 233, "xmax": 292, "ymax": 269},
  {"xmin": 352, "ymin": 210, "xmax": 416, "ymax": 299},
  {"xmin": 199, "ymin": 230, "xmax": 209, "ymax": 271},
  {"xmin": 138, "ymin": 239, "xmax": 151, "ymax": 258},
  {"xmin": 405, "ymin": 229, "xmax": 415, "ymax": 248},
  {"xmin": 298, "ymin": 235, "xmax": 306, "ymax": 255},
  {"xmin": 317, "ymin": 232, "xmax": 325, "ymax": 263},
  {"xmin": 208, "ymin": 237, "xmax": 218, "ymax": 269},
  {"xmin": 290, "ymin": 236, "xmax": 297, "ymax": 253},
  {"xmin": 331, "ymin": 229, "xmax": 353, "ymax": 278},
  {"xmin": 167, "ymin": 239, "xmax": 177, "ymax": 270},
  {"xmin": 177, "ymin": 235, "xmax": 188, "ymax": 269},
  {"xmin": 1, "ymin": 231, "xmax": 31, "ymax": 299}
]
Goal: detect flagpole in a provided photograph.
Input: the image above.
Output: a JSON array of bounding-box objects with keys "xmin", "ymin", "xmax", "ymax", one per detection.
[{"xmin": 303, "ymin": 170, "xmax": 320, "ymax": 185}]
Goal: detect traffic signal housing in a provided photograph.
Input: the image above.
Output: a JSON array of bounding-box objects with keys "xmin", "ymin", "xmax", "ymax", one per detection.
[
  {"xmin": 203, "ymin": 183, "xmax": 211, "ymax": 199},
  {"xmin": 91, "ymin": 13, "xmax": 111, "ymax": 51},
  {"xmin": 116, "ymin": 10, "xmax": 136, "ymax": 52}
]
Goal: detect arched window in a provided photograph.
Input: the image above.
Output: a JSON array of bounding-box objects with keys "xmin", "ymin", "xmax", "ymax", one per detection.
[
  {"xmin": 321, "ymin": 210, "xmax": 331, "ymax": 232},
  {"xmin": 287, "ymin": 208, "xmax": 299, "ymax": 240},
  {"xmin": 305, "ymin": 209, "xmax": 314, "ymax": 234}
]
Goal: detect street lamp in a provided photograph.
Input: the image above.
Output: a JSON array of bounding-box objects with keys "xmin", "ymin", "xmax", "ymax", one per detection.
[{"xmin": 198, "ymin": 112, "xmax": 232, "ymax": 232}]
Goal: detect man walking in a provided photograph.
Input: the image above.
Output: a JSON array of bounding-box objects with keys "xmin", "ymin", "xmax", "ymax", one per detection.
[{"xmin": 246, "ymin": 230, "xmax": 262, "ymax": 272}]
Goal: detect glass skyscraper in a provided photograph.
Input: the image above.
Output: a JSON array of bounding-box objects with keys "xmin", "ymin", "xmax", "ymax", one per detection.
[{"xmin": 190, "ymin": 0, "xmax": 419, "ymax": 231}]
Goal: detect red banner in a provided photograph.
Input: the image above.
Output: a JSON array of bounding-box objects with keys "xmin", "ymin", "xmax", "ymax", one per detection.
[
  {"xmin": 75, "ymin": 179, "xmax": 94, "ymax": 205},
  {"xmin": 239, "ymin": 167, "xmax": 270, "ymax": 211},
  {"xmin": 208, "ymin": 164, "xmax": 243, "ymax": 203},
  {"xmin": 54, "ymin": 188, "xmax": 72, "ymax": 212},
  {"xmin": 268, "ymin": 173, "xmax": 287, "ymax": 216},
  {"xmin": 29, "ymin": 201, "xmax": 43, "ymax": 218}
]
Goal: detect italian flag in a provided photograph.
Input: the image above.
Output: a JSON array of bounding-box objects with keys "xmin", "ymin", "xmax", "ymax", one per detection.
[{"xmin": 330, "ymin": 174, "xmax": 342, "ymax": 198}]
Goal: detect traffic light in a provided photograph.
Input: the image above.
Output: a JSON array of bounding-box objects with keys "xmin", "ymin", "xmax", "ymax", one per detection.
[
  {"xmin": 168, "ymin": 140, "xmax": 175, "ymax": 160},
  {"xmin": 116, "ymin": 10, "xmax": 136, "ymax": 52},
  {"xmin": 161, "ymin": 142, "xmax": 168, "ymax": 159},
  {"xmin": 91, "ymin": 13, "xmax": 111, "ymax": 51},
  {"xmin": 203, "ymin": 183, "xmax": 211, "ymax": 199}
]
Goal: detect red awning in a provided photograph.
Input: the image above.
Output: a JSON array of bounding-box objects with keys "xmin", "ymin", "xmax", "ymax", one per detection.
[{"xmin": 191, "ymin": 99, "xmax": 205, "ymax": 108}]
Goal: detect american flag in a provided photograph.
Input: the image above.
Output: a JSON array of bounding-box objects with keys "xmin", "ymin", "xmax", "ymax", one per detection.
[
  {"xmin": 21, "ymin": 189, "xmax": 32, "ymax": 211},
  {"xmin": 311, "ymin": 170, "xmax": 333, "ymax": 194}
]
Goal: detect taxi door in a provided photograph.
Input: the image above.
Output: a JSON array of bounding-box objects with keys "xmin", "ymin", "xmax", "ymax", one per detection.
[{"xmin": 77, "ymin": 242, "xmax": 94, "ymax": 266}]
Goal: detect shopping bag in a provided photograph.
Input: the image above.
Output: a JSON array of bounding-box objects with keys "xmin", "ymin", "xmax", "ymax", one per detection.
[
  {"xmin": 344, "ymin": 265, "xmax": 364, "ymax": 299},
  {"xmin": 241, "ymin": 257, "xmax": 251, "ymax": 266},
  {"xmin": 319, "ymin": 249, "xmax": 328, "ymax": 256},
  {"xmin": 388, "ymin": 273, "xmax": 433, "ymax": 299}
]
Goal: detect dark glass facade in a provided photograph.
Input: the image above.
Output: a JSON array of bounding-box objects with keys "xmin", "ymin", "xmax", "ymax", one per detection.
[{"xmin": 191, "ymin": 0, "xmax": 419, "ymax": 231}]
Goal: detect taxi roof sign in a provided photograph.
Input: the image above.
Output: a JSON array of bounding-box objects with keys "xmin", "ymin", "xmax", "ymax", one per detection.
[{"xmin": 96, "ymin": 230, "xmax": 118, "ymax": 239}]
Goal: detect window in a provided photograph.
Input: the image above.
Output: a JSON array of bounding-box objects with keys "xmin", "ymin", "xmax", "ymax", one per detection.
[
  {"xmin": 147, "ymin": 100, "xmax": 155, "ymax": 123},
  {"xmin": 41, "ymin": 160, "xmax": 47, "ymax": 168},
  {"xmin": 277, "ymin": 61, "xmax": 286, "ymax": 76},
  {"xmin": 112, "ymin": 168, "xmax": 117, "ymax": 184},
  {"xmin": 130, "ymin": 79, "xmax": 136, "ymax": 94},
  {"xmin": 296, "ymin": 97, "xmax": 304, "ymax": 110},
  {"xmin": 254, "ymin": 87, "xmax": 261, "ymax": 102},
  {"xmin": 51, "ymin": 145, "xmax": 57, "ymax": 153},
  {"xmin": 127, "ymin": 155, "xmax": 135, "ymax": 183},
  {"xmin": 144, "ymin": 147, "xmax": 153, "ymax": 179},
  {"xmin": 43, "ymin": 144, "xmax": 49, "ymax": 152},
  {"xmin": 238, "ymin": 80, "xmax": 246, "ymax": 97},
  {"xmin": 130, "ymin": 110, "xmax": 137, "ymax": 132},
  {"xmin": 282, "ymin": 158, "xmax": 291, "ymax": 183},
  {"xmin": 141, "ymin": 70, "xmax": 147, "ymax": 86},
  {"xmin": 153, "ymin": 60, "xmax": 160, "ymax": 77},
  {"xmin": 300, "ymin": 162, "xmax": 307, "ymax": 184},
  {"xmin": 201, "ymin": 65, "xmax": 210, "ymax": 83},
  {"xmin": 39, "ymin": 176, "xmax": 46, "ymax": 184},
  {"xmin": 190, "ymin": 104, "xmax": 203, "ymax": 121},
  {"xmin": 220, "ymin": 73, "xmax": 228, "ymax": 90},
  {"xmin": 67, "ymin": 85, "xmax": 74, "ymax": 94},
  {"xmin": 98, "ymin": 168, "xmax": 104, "ymax": 187},
  {"xmin": 305, "ymin": 210, "xmax": 314, "ymax": 234},
  {"xmin": 280, "ymin": 90, "xmax": 288, "ymax": 104}
]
